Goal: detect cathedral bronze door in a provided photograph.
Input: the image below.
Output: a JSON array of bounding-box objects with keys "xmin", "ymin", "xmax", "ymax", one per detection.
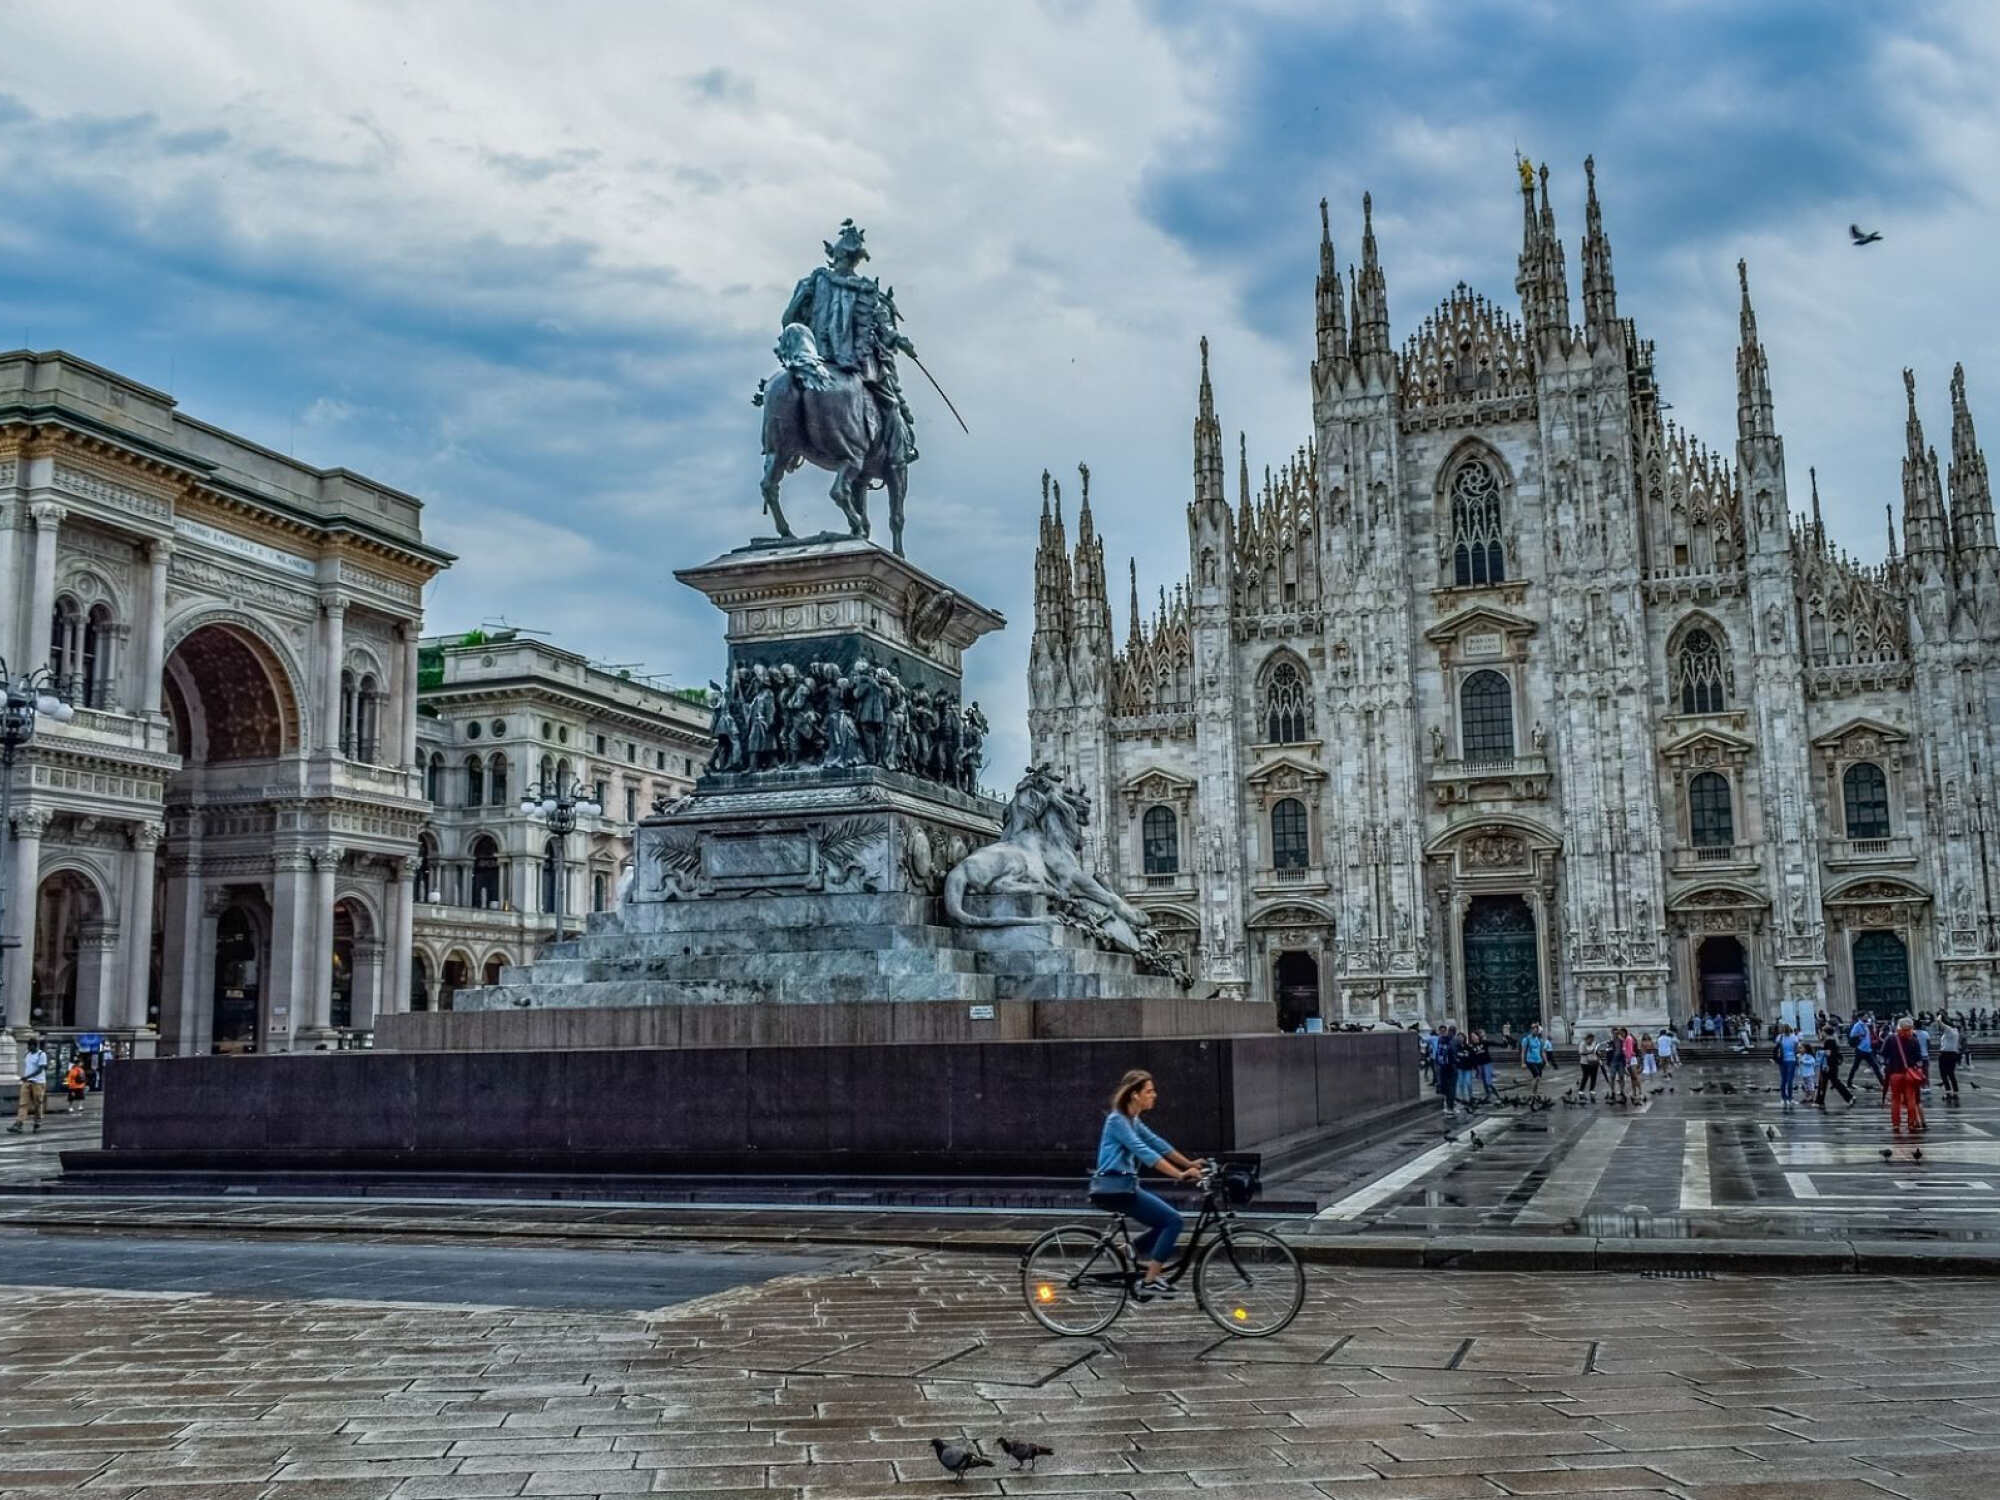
[
  {"xmin": 1851, "ymin": 930, "xmax": 1911, "ymax": 1016},
  {"xmin": 1463, "ymin": 895, "xmax": 1540, "ymax": 1034}
]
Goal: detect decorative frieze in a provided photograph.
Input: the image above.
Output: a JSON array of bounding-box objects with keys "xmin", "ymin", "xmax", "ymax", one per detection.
[{"xmin": 53, "ymin": 463, "xmax": 172, "ymax": 523}]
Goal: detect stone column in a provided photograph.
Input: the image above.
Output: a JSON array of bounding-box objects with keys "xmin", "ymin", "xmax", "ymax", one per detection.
[
  {"xmin": 123, "ymin": 823, "xmax": 162, "ymax": 1032},
  {"xmin": 266, "ymin": 847, "xmax": 311, "ymax": 1051},
  {"xmin": 156, "ymin": 861, "xmax": 200, "ymax": 1056},
  {"xmin": 140, "ymin": 540, "xmax": 173, "ymax": 716},
  {"xmin": 400, "ymin": 621, "xmax": 423, "ymax": 767},
  {"xmin": 76, "ymin": 921, "xmax": 119, "ymax": 1030},
  {"xmin": 3, "ymin": 808, "xmax": 48, "ymax": 1029},
  {"xmin": 319, "ymin": 596, "xmax": 347, "ymax": 753},
  {"xmin": 194, "ymin": 888, "xmax": 226, "ymax": 1054},
  {"xmin": 25, "ymin": 503, "xmax": 66, "ymax": 671},
  {"xmin": 306, "ymin": 845, "xmax": 339, "ymax": 1036},
  {"xmin": 0, "ymin": 500, "xmax": 20, "ymax": 667},
  {"xmin": 388, "ymin": 855, "xmax": 416, "ymax": 1016}
]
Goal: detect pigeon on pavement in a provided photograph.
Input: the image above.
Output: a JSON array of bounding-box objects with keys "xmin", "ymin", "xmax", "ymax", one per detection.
[
  {"xmin": 932, "ymin": 1440, "xmax": 994, "ymax": 1480},
  {"xmin": 1880, "ymin": 1147, "xmax": 1895, "ymax": 1161},
  {"xmin": 996, "ymin": 1437, "xmax": 1055, "ymax": 1470}
]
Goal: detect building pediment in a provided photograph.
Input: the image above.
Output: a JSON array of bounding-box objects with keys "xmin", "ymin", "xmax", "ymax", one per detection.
[
  {"xmin": 1662, "ymin": 726, "xmax": 1756, "ymax": 768},
  {"xmin": 1245, "ymin": 755, "xmax": 1327, "ymax": 793},
  {"xmin": 1825, "ymin": 876, "xmax": 1929, "ymax": 906},
  {"xmin": 1811, "ymin": 716, "xmax": 1909, "ymax": 758},
  {"xmin": 1424, "ymin": 605, "xmax": 1538, "ymax": 648},
  {"xmin": 1121, "ymin": 766, "xmax": 1197, "ymax": 814},
  {"xmin": 1667, "ymin": 882, "xmax": 1767, "ymax": 911}
]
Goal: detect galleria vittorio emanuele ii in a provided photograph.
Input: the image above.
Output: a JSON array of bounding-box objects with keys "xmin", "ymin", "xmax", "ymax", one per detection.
[{"xmin": 1029, "ymin": 160, "xmax": 2000, "ymax": 1038}]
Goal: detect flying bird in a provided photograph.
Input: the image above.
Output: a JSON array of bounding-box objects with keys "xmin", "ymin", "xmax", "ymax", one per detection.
[
  {"xmin": 1850, "ymin": 224, "xmax": 1883, "ymax": 246},
  {"xmin": 931, "ymin": 1440, "xmax": 993, "ymax": 1480},
  {"xmin": 996, "ymin": 1437, "xmax": 1055, "ymax": 1471}
]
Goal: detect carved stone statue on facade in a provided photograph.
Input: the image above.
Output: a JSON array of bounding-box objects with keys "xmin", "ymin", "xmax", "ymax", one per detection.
[
  {"xmin": 943, "ymin": 764, "xmax": 1188, "ymax": 983},
  {"xmin": 753, "ymin": 220, "xmax": 919, "ymax": 555}
]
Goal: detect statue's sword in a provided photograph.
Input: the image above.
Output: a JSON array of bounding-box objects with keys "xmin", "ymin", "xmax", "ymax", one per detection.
[{"xmin": 906, "ymin": 350, "xmax": 970, "ymax": 435}]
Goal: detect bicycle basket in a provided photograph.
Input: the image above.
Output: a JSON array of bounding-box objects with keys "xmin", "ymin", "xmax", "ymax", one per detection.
[{"xmin": 1220, "ymin": 1160, "xmax": 1260, "ymax": 1205}]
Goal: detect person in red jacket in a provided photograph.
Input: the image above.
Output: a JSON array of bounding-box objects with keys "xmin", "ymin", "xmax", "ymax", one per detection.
[{"xmin": 1882, "ymin": 1018, "xmax": 1927, "ymax": 1134}]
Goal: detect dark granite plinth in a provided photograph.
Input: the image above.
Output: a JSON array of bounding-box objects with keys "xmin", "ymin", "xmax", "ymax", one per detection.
[{"xmin": 77, "ymin": 1032, "xmax": 1417, "ymax": 1179}]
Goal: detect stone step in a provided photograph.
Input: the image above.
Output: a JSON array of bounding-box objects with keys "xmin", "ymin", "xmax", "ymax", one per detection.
[
  {"xmin": 549, "ymin": 923, "xmax": 965, "ymax": 961},
  {"xmin": 618, "ymin": 891, "xmax": 936, "ymax": 933}
]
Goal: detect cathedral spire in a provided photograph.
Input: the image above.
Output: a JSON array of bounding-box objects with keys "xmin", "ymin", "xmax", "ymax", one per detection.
[
  {"xmin": 1353, "ymin": 193, "xmax": 1392, "ymax": 375},
  {"xmin": 1902, "ymin": 368, "xmax": 1949, "ymax": 564},
  {"xmin": 1193, "ymin": 337, "xmax": 1226, "ymax": 509},
  {"xmin": 1127, "ymin": 557, "xmax": 1142, "ymax": 646},
  {"xmin": 1313, "ymin": 197, "xmax": 1350, "ymax": 388},
  {"xmin": 1032, "ymin": 468, "xmax": 1073, "ymax": 647},
  {"xmin": 1070, "ymin": 462, "xmax": 1111, "ymax": 646},
  {"xmin": 1735, "ymin": 261, "xmax": 1776, "ymax": 443},
  {"xmin": 1515, "ymin": 158, "xmax": 1568, "ymax": 348},
  {"xmin": 1887, "ymin": 504, "xmax": 1899, "ymax": 562},
  {"xmin": 1580, "ymin": 155, "xmax": 1618, "ymax": 339},
  {"xmin": 1949, "ymin": 361, "xmax": 1996, "ymax": 558},
  {"xmin": 1809, "ymin": 466, "xmax": 1823, "ymax": 539}
]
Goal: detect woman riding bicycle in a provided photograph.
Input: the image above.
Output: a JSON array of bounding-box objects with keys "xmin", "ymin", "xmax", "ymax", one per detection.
[{"xmin": 1090, "ymin": 1069, "xmax": 1207, "ymax": 1301}]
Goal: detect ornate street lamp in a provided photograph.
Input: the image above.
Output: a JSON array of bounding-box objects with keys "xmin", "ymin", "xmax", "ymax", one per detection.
[
  {"xmin": 519, "ymin": 774, "xmax": 600, "ymax": 944},
  {"xmin": 1, "ymin": 658, "xmax": 76, "ymax": 1026}
]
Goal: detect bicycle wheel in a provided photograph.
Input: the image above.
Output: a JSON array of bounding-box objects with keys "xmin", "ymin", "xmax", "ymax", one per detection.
[
  {"xmin": 1022, "ymin": 1225, "xmax": 1132, "ymax": 1336},
  {"xmin": 1194, "ymin": 1226, "xmax": 1304, "ymax": 1337}
]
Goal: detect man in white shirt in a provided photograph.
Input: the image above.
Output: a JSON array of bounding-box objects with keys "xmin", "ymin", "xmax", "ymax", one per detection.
[{"xmin": 8, "ymin": 1038, "xmax": 49, "ymax": 1134}]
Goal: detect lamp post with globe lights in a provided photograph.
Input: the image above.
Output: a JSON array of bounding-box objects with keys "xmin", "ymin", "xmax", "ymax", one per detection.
[
  {"xmin": 1, "ymin": 659, "xmax": 76, "ymax": 1032},
  {"xmin": 519, "ymin": 774, "xmax": 600, "ymax": 945}
]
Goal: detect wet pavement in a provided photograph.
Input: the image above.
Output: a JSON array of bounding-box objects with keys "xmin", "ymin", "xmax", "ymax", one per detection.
[
  {"xmin": 5, "ymin": 1247, "xmax": 2000, "ymax": 1498},
  {"xmin": 1304, "ymin": 1052, "xmax": 2000, "ymax": 1244}
]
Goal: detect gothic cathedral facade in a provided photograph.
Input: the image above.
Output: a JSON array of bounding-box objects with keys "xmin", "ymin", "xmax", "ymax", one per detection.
[{"xmin": 1028, "ymin": 162, "xmax": 1999, "ymax": 1038}]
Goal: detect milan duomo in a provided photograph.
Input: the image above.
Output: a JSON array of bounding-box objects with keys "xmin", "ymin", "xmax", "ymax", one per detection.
[{"xmin": 1027, "ymin": 160, "xmax": 2000, "ymax": 1039}]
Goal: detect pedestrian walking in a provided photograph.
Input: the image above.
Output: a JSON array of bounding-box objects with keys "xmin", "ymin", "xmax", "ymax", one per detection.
[
  {"xmin": 1522, "ymin": 1023, "xmax": 1551, "ymax": 1098},
  {"xmin": 1473, "ymin": 1031, "xmax": 1500, "ymax": 1102},
  {"xmin": 1773, "ymin": 1024, "xmax": 1800, "ymax": 1109},
  {"xmin": 1656, "ymin": 1026, "xmax": 1678, "ymax": 1075},
  {"xmin": 1622, "ymin": 1029, "xmax": 1642, "ymax": 1101},
  {"xmin": 8, "ymin": 1038, "xmax": 49, "ymax": 1134},
  {"xmin": 62, "ymin": 1059, "xmax": 87, "ymax": 1114},
  {"xmin": 1640, "ymin": 1032, "xmax": 1659, "ymax": 1079},
  {"xmin": 1435, "ymin": 1025, "xmax": 1461, "ymax": 1116},
  {"xmin": 1883, "ymin": 1018, "xmax": 1927, "ymax": 1134},
  {"xmin": 1939, "ymin": 1018, "xmax": 1963, "ymax": 1102},
  {"xmin": 1796, "ymin": 1040, "xmax": 1819, "ymax": 1107},
  {"xmin": 1848, "ymin": 1013, "xmax": 1885, "ymax": 1093},
  {"xmin": 1417, "ymin": 1024, "xmax": 1436, "ymax": 1087},
  {"xmin": 1577, "ymin": 1032, "xmax": 1601, "ymax": 1102},
  {"xmin": 1817, "ymin": 1026, "xmax": 1855, "ymax": 1106}
]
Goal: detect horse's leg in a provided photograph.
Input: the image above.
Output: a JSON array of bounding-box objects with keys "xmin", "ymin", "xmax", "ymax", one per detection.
[
  {"xmin": 761, "ymin": 452, "xmax": 794, "ymax": 538},
  {"xmin": 887, "ymin": 462, "xmax": 907, "ymax": 557},
  {"xmin": 830, "ymin": 464, "xmax": 868, "ymax": 538}
]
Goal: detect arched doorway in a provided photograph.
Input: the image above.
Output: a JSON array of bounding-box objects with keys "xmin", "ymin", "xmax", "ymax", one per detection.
[
  {"xmin": 1853, "ymin": 930, "xmax": 1912, "ymax": 1016},
  {"xmin": 330, "ymin": 899, "xmax": 375, "ymax": 1031},
  {"xmin": 439, "ymin": 952, "xmax": 471, "ymax": 1012},
  {"xmin": 482, "ymin": 954, "xmax": 505, "ymax": 987},
  {"xmin": 212, "ymin": 906, "xmax": 262, "ymax": 1053},
  {"xmin": 469, "ymin": 838, "xmax": 501, "ymax": 909},
  {"xmin": 1463, "ymin": 894, "xmax": 1540, "ymax": 1034},
  {"xmin": 163, "ymin": 623, "xmax": 299, "ymax": 764},
  {"xmin": 30, "ymin": 870, "xmax": 104, "ymax": 1029},
  {"xmin": 1697, "ymin": 936, "xmax": 1749, "ymax": 1017},
  {"xmin": 1274, "ymin": 950, "xmax": 1319, "ymax": 1032},
  {"xmin": 410, "ymin": 952, "xmax": 433, "ymax": 1013}
]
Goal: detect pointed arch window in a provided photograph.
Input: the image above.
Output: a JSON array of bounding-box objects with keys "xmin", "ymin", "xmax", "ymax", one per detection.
[
  {"xmin": 1675, "ymin": 627, "xmax": 1728, "ymax": 714},
  {"xmin": 1459, "ymin": 670, "xmax": 1514, "ymax": 763},
  {"xmin": 1263, "ymin": 659, "xmax": 1312, "ymax": 744},
  {"xmin": 488, "ymin": 752, "xmax": 509, "ymax": 806},
  {"xmin": 1449, "ymin": 457, "xmax": 1506, "ymax": 586},
  {"xmin": 1843, "ymin": 762, "xmax": 1891, "ymax": 839}
]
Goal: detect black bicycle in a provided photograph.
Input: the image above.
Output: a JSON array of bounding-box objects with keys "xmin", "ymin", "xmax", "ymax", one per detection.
[{"xmin": 1021, "ymin": 1159, "xmax": 1305, "ymax": 1338}]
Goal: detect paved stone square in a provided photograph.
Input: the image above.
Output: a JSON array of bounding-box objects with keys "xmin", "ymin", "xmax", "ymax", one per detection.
[{"xmin": 5, "ymin": 1244, "xmax": 2000, "ymax": 1499}]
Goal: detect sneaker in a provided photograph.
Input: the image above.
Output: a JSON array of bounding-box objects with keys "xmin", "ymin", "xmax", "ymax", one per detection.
[
  {"xmin": 1134, "ymin": 1279, "xmax": 1180, "ymax": 1303},
  {"xmin": 4, "ymin": 1125, "xmax": 19, "ymax": 1134}
]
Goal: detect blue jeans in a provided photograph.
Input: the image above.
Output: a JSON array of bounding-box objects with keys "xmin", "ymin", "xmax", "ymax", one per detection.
[
  {"xmin": 1480, "ymin": 1063, "xmax": 1498, "ymax": 1096},
  {"xmin": 1091, "ymin": 1188, "xmax": 1184, "ymax": 1265},
  {"xmin": 1778, "ymin": 1059, "xmax": 1797, "ymax": 1100}
]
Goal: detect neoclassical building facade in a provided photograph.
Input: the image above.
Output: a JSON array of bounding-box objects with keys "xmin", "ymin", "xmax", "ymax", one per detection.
[
  {"xmin": 411, "ymin": 631, "xmax": 711, "ymax": 1009},
  {"xmin": 1029, "ymin": 163, "xmax": 2000, "ymax": 1037},
  {"xmin": 1, "ymin": 350, "xmax": 450, "ymax": 1057}
]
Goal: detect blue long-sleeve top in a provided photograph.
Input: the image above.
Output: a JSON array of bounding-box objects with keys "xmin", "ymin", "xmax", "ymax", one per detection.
[{"xmin": 1094, "ymin": 1110, "xmax": 1175, "ymax": 1187}]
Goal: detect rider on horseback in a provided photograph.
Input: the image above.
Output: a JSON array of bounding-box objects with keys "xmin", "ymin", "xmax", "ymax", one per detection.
[{"xmin": 782, "ymin": 220, "xmax": 918, "ymax": 465}]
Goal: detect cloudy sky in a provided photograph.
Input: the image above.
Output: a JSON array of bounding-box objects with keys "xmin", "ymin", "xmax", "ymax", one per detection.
[{"xmin": 3, "ymin": 2, "xmax": 1995, "ymax": 776}]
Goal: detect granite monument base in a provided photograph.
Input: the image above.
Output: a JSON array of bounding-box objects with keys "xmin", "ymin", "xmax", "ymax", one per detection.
[{"xmin": 69, "ymin": 1030, "xmax": 1417, "ymax": 1181}]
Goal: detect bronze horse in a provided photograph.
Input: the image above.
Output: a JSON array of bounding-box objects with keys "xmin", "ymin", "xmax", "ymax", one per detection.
[{"xmin": 755, "ymin": 323, "xmax": 908, "ymax": 555}]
